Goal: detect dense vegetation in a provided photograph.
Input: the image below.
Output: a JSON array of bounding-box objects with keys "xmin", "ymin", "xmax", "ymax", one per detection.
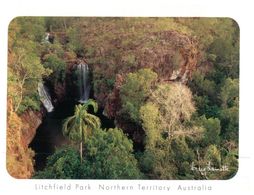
[
  {"xmin": 7, "ymin": 17, "xmax": 239, "ymax": 179},
  {"xmin": 34, "ymin": 128, "xmax": 142, "ymax": 179}
]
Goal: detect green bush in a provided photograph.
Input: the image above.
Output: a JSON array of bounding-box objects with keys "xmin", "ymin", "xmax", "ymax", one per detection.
[
  {"xmin": 34, "ymin": 128, "xmax": 143, "ymax": 179},
  {"xmin": 120, "ymin": 68, "xmax": 157, "ymax": 123},
  {"xmin": 199, "ymin": 116, "xmax": 221, "ymax": 146},
  {"xmin": 43, "ymin": 54, "xmax": 66, "ymax": 83},
  {"xmin": 33, "ymin": 147, "xmax": 80, "ymax": 179}
]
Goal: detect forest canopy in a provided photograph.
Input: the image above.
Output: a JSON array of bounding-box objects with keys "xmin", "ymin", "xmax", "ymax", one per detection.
[{"xmin": 7, "ymin": 17, "xmax": 239, "ymax": 179}]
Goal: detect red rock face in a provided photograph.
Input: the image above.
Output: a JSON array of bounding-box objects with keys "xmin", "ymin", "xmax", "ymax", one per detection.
[
  {"xmin": 54, "ymin": 82, "xmax": 66, "ymax": 103},
  {"xmin": 104, "ymin": 74, "xmax": 124, "ymax": 118},
  {"xmin": 100, "ymin": 31, "xmax": 199, "ymax": 146},
  {"xmin": 104, "ymin": 30, "xmax": 199, "ymax": 120},
  {"xmin": 20, "ymin": 110, "xmax": 43, "ymax": 147},
  {"xmin": 7, "ymin": 100, "xmax": 41, "ymax": 179},
  {"xmin": 136, "ymin": 31, "xmax": 199, "ymax": 82}
]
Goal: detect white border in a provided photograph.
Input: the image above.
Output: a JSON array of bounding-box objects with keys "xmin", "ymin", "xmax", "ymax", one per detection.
[{"xmin": 0, "ymin": 0, "xmax": 253, "ymax": 194}]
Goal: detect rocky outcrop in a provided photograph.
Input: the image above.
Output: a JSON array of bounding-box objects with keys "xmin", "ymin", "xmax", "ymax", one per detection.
[
  {"xmin": 104, "ymin": 30, "xmax": 199, "ymax": 119},
  {"xmin": 20, "ymin": 110, "xmax": 43, "ymax": 146},
  {"xmin": 53, "ymin": 82, "xmax": 66, "ymax": 103},
  {"xmin": 101, "ymin": 30, "xmax": 199, "ymax": 147},
  {"xmin": 104, "ymin": 74, "xmax": 123, "ymax": 118},
  {"xmin": 136, "ymin": 30, "xmax": 199, "ymax": 82},
  {"xmin": 7, "ymin": 100, "xmax": 42, "ymax": 178}
]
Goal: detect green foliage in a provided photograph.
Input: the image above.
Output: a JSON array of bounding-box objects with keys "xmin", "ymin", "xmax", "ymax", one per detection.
[
  {"xmin": 41, "ymin": 39, "xmax": 65, "ymax": 58},
  {"xmin": 67, "ymin": 27, "xmax": 85, "ymax": 56},
  {"xmin": 171, "ymin": 137, "xmax": 195, "ymax": 177},
  {"xmin": 80, "ymin": 128, "xmax": 143, "ymax": 179},
  {"xmin": 183, "ymin": 18, "xmax": 239, "ymax": 179},
  {"xmin": 120, "ymin": 68, "xmax": 157, "ymax": 123},
  {"xmin": 208, "ymin": 38, "xmax": 239, "ymax": 79},
  {"xmin": 204, "ymin": 145, "xmax": 221, "ymax": 167},
  {"xmin": 220, "ymin": 78, "xmax": 239, "ymax": 108},
  {"xmin": 34, "ymin": 128, "xmax": 143, "ymax": 179},
  {"xmin": 8, "ymin": 17, "xmax": 239, "ymax": 180},
  {"xmin": 63, "ymin": 99, "xmax": 100, "ymax": 143},
  {"xmin": 11, "ymin": 17, "xmax": 46, "ymax": 42},
  {"xmin": 176, "ymin": 18, "xmax": 239, "ymax": 55},
  {"xmin": 222, "ymin": 150, "xmax": 238, "ymax": 178},
  {"xmin": 44, "ymin": 17, "xmax": 74, "ymax": 31},
  {"xmin": 220, "ymin": 105, "xmax": 238, "ymax": 141},
  {"xmin": 140, "ymin": 140, "xmax": 177, "ymax": 179},
  {"xmin": 139, "ymin": 102, "xmax": 160, "ymax": 148},
  {"xmin": 124, "ymin": 54, "xmax": 136, "ymax": 66},
  {"xmin": 17, "ymin": 95, "xmax": 41, "ymax": 113},
  {"xmin": 171, "ymin": 137, "xmax": 195, "ymax": 162},
  {"xmin": 8, "ymin": 17, "xmax": 52, "ymax": 113},
  {"xmin": 33, "ymin": 147, "xmax": 80, "ymax": 179},
  {"xmin": 193, "ymin": 95, "xmax": 220, "ymax": 118},
  {"xmin": 63, "ymin": 99, "xmax": 101, "ymax": 162},
  {"xmin": 139, "ymin": 83, "xmax": 204, "ymax": 179},
  {"xmin": 43, "ymin": 53, "xmax": 66, "ymax": 83},
  {"xmin": 219, "ymin": 78, "xmax": 239, "ymax": 141},
  {"xmin": 93, "ymin": 73, "xmax": 115, "ymax": 98},
  {"xmin": 190, "ymin": 71, "xmax": 216, "ymax": 98},
  {"xmin": 199, "ymin": 116, "xmax": 221, "ymax": 146},
  {"xmin": 188, "ymin": 71, "xmax": 219, "ymax": 118}
]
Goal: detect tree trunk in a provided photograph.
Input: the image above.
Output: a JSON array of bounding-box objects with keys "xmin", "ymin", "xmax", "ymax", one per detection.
[{"xmin": 80, "ymin": 141, "xmax": 83, "ymax": 163}]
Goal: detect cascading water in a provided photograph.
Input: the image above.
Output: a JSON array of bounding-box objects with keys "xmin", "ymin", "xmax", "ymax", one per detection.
[
  {"xmin": 38, "ymin": 82, "xmax": 54, "ymax": 112},
  {"xmin": 45, "ymin": 33, "xmax": 50, "ymax": 42},
  {"xmin": 31, "ymin": 63, "xmax": 114, "ymax": 171},
  {"xmin": 77, "ymin": 63, "xmax": 91, "ymax": 103}
]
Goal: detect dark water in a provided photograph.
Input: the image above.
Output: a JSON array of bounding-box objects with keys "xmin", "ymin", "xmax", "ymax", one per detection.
[
  {"xmin": 29, "ymin": 100, "xmax": 115, "ymax": 171},
  {"xmin": 29, "ymin": 100, "xmax": 75, "ymax": 171}
]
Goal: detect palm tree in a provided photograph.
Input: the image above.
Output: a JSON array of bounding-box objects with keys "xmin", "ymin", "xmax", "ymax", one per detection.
[{"xmin": 62, "ymin": 99, "xmax": 101, "ymax": 162}]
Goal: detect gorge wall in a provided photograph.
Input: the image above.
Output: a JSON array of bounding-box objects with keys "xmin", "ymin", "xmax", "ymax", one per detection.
[
  {"xmin": 103, "ymin": 30, "xmax": 199, "ymax": 119},
  {"xmin": 6, "ymin": 101, "xmax": 42, "ymax": 178},
  {"xmin": 7, "ymin": 24, "xmax": 199, "ymax": 178}
]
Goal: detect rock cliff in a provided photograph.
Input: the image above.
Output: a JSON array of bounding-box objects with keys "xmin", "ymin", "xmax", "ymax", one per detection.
[
  {"xmin": 104, "ymin": 30, "xmax": 199, "ymax": 119},
  {"xmin": 7, "ymin": 100, "xmax": 42, "ymax": 178}
]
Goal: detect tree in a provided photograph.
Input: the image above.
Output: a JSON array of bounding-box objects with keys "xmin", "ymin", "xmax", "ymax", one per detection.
[
  {"xmin": 149, "ymin": 83, "xmax": 196, "ymax": 136},
  {"xmin": 219, "ymin": 78, "xmax": 239, "ymax": 141},
  {"xmin": 139, "ymin": 102, "xmax": 160, "ymax": 148},
  {"xmin": 222, "ymin": 149, "xmax": 238, "ymax": 179},
  {"xmin": 189, "ymin": 71, "xmax": 216, "ymax": 98},
  {"xmin": 66, "ymin": 27, "xmax": 85, "ymax": 56},
  {"xmin": 79, "ymin": 128, "xmax": 143, "ymax": 179},
  {"xmin": 204, "ymin": 145, "xmax": 221, "ymax": 167},
  {"xmin": 43, "ymin": 53, "xmax": 66, "ymax": 84},
  {"xmin": 220, "ymin": 104, "xmax": 238, "ymax": 141},
  {"xmin": 188, "ymin": 70, "xmax": 221, "ymax": 118},
  {"xmin": 8, "ymin": 17, "xmax": 52, "ymax": 113},
  {"xmin": 171, "ymin": 136, "xmax": 195, "ymax": 177},
  {"xmin": 199, "ymin": 116, "xmax": 221, "ymax": 146},
  {"xmin": 138, "ymin": 83, "xmax": 205, "ymax": 179},
  {"xmin": 62, "ymin": 99, "xmax": 101, "ymax": 162},
  {"xmin": 139, "ymin": 138, "xmax": 178, "ymax": 179},
  {"xmin": 34, "ymin": 128, "xmax": 143, "ymax": 179},
  {"xmin": 220, "ymin": 78, "xmax": 239, "ymax": 108},
  {"xmin": 33, "ymin": 147, "xmax": 80, "ymax": 179},
  {"xmin": 8, "ymin": 17, "xmax": 239, "ymax": 180},
  {"xmin": 120, "ymin": 68, "xmax": 157, "ymax": 123},
  {"xmin": 8, "ymin": 46, "xmax": 51, "ymax": 113}
]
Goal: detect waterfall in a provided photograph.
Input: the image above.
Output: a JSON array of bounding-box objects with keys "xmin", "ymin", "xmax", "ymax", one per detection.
[
  {"xmin": 45, "ymin": 33, "xmax": 50, "ymax": 42},
  {"xmin": 77, "ymin": 63, "xmax": 91, "ymax": 103},
  {"xmin": 38, "ymin": 82, "xmax": 54, "ymax": 112}
]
